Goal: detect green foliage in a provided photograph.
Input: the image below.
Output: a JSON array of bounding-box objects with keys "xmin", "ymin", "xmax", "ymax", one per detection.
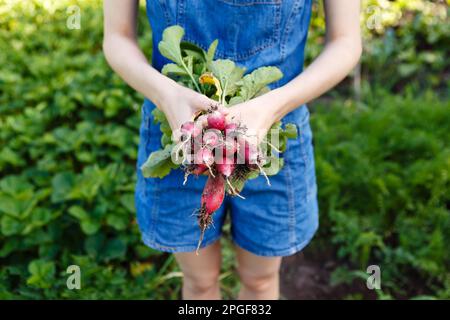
[
  {"xmin": 311, "ymin": 92, "xmax": 450, "ymax": 298},
  {"xmin": 307, "ymin": 0, "xmax": 449, "ymax": 94},
  {"xmin": 0, "ymin": 0, "xmax": 181, "ymax": 299},
  {"xmin": 141, "ymin": 144, "xmax": 178, "ymax": 178},
  {"xmin": 235, "ymin": 66, "xmax": 283, "ymax": 102},
  {"xmin": 158, "ymin": 25, "xmax": 284, "ymax": 105}
]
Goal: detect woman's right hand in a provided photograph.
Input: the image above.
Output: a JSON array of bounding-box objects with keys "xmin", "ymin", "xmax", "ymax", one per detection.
[{"xmin": 156, "ymin": 81, "xmax": 215, "ymax": 136}]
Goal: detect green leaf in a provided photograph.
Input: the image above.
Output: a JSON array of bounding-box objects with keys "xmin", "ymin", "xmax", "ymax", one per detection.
[
  {"xmin": 151, "ymin": 108, "xmax": 173, "ymax": 143},
  {"xmin": 228, "ymin": 96, "xmax": 244, "ymax": 106},
  {"xmin": 206, "ymin": 39, "xmax": 218, "ymax": 64},
  {"xmin": 1, "ymin": 215, "xmax": 23, "ymax": 236},
  {"xmin": 141, "ymin": 144, "xmax": 178, "ymax": 178},
  {"xmin": 84, "ymin": 234, "xmax": 126, "ymax": 261},
  {"xmin": 284, "ymin": 123, "xmax": 298, "ymax": 139},
  {"xmin": 0, "ymin": 147, "xmax": 25, "ymax": 166},
  {"xmin": 210, "ymin": 59, "xmax": 235, "ymax": 86},
  {"xmin": 161, "ymin": 63, "xmax": 188, "ymax": 76},
  {"xmin": 209, "ymin": 59, "xmax": 244, "ymax": 103},
  {"xmin": 246, "ymin": 170, "xmax": 260, "ymax": 180},
  {"xmin": 51, "ymin": 172, "xmax": 75, "ymax": 203},
  {"xmin": 22, "ymin": 208, "xmax": 58, "ymax": 235},
  {"xmin": 181, "ymin": 41, "xmax": 206, "ymax": 61},
  {"xmin": 161, "ymin": 133, "xmax": 172, "ymax": 147},
  {"xmin": 106, "ymin": 214, "xmax": 128, "ymax": 231},
  {"xmin": 0, "ymin": 175, "xmax": 33, "ymax": 195},
  {"xmin": 183, "ymin": 55, "xmax": 194, "ymax": 74},
  {"xmin": 80, "ymin": 219, "xmax": 101, "ymax": 235},
  {"xmin": 0, "ymin": 195, "xmax": 21, "ymax": 217},
  {"xmin": 102, "ymin": 238, "xmax": 127, "ymax": 261},
  {"xmin": 278, "ymin": 137, "xmax": 287, "ymax": 153},
  {"xmin": 159, "ymin": 121, "xmax": 172, "ymax": 138},
  {"xmin": 152, "ymin": 108, "xmax": 168, "ymax": 125},
  {"xmin": 264, "ymin": 157, "xmax": 284, "ymax": 176},
  {"xmin": 120, "ymin": 194, "xmax": 135, "ymax": 213},
  {"xmin": 225, "ymin": 65, "xmax": 246, "ymax": 98},
  {"xmin": 158, "ymin": 25, "xmax": 201, "ymax": 92},
  {"xmin": 84, "ymin": 233, "xmax": 106, "ymax": 258},
  {"xmin": 68, "ymin": 205, "xmax": 89, "ymax": 220},
  {"xmin": 237, "ymin": 66, "xmax": 283, "ymax": 101},
  {"xmin": 158, "ymin": 25, "xmax": 185, "ymax": 65},
  {"xmin": 27, "ymin": 260, "xmax": 55, "ymax": 289},
  {"xmin": 228, "ymin": 175, "xmax": 246, "ymax": 194},
  {"xmin": 254, "ymin": 86, "xmax": 270, "ymax": 97}
]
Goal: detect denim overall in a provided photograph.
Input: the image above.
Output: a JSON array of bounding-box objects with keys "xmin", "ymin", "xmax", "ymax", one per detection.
[{"xmin": 136, "ymin": 0, "xmax": 318, "ymax": 256}]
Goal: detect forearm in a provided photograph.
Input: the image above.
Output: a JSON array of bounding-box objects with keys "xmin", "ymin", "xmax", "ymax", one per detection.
[
  {"xmin": 269, "ymin": 36, "xmax": 362, "ymax": 119},
  {"xmin": 103, "ymin": 34, "xmax": 176, "ymax": 109}
]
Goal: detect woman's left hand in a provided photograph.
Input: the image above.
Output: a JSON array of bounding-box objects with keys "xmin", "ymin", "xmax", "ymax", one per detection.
[{"xmin": 225, "ymin": 93, "xmax": 281, "ymax": 143}]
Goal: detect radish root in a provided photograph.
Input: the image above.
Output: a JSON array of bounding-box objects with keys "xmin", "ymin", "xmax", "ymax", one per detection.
[
  {"xmin": 256, "ymin": 162, "xmax": 271, "ymax": 186},
  {"xmin": 226, "ymin": 178, "xmax": 245, "ymax": 199},
  {"xmin": 196, "ymin": 205, "xmax": 213, "ymax": 255}
]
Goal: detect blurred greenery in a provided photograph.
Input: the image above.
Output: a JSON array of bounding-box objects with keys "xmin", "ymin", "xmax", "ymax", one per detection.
[{"xmin": 0, "ymin": 0, "xmax": 448, "ymax": 299}]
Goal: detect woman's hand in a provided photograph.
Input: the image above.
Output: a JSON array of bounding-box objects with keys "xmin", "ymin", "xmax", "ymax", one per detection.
[
  {"xmin": 226, "ymin": 92, "xmax": 280, "ymax": 143},
  {"xmin": 157, "ymin": 82, "xmax": 216, "ymax": 133}
]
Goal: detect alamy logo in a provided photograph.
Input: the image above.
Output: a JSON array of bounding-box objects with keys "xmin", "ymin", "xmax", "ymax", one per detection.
[
  {"xmin": 66, "ymin": 265, "xmax": 81, "ymax": 290},
  {"xmin": 366, "ymin": 265, "xmax": 381, "ymax": 290},
  {"xmin": 66, "ymin": 5, "xmax": 81, "ymax": 30},
  {"xmin": 365, "ymin": 5, "xmax": 382, "ymax": 31}
]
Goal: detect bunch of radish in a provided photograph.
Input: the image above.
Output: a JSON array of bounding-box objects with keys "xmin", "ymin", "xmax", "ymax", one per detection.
[{"xmin": 174, "ymin": 103, "xmax": 270, "ymax": 253}]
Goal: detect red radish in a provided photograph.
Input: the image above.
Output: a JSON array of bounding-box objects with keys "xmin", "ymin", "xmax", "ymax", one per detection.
[
  {"xmin": 201, "ymin": 174, "xmax": 225, "ymax": 215},
  {"xmin": 202, "ymin": 129, "xmax": 222, "ymax": 148},
  {"xmin": 217, "ymin": 156, "xmax": 235, "ymax": 177},
  {"xmin": 196, "ymin": 174, "xmax": 225, "ymax": 254},
  {"xmin": 223, "ymin": 137, "xmax": 238, "ymax": 158},
  {"xmin": 225, "ymin": 122, "xmax": 238, "ymax": 135},
  {"xmin": 217, "ymin": 156, "xmax": 245, "ymax": 199},
  {"xmin": 238, "ymin": 138, "xmax": 258, "ymax": 164},
  {"xmin": 181, "ymin": 121, "xmax": 201, "ymax": 138},
  {"xmin": 183, "ymin": 163, "xmax": 207, "ymax": 185},
  {"xmin": 207, "ymin": 110, "xmax": 226, "ymax": 131},
  {"xmin": 195, "ymin": 148, "xmax": 214, "ymax": 166},
  {"xmin": 192, "ymin": 164, "xmax": 207, "ymax": 175}
]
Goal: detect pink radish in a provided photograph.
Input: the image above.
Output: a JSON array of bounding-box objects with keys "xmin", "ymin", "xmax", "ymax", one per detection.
[
  {"xmin": 175, "ymin": 121, "xmax": 200, "ymax": 163},
  {"xmin": 201, "ymin": 174, "xmax": 225, "ymax": 215},
  {"xmin": 195, "ymin": 148, "xmax": 214, "ymax": 166},
  {"xmin": 181, "ymin": 121, "xmax": 202, "ymax": 138},
  {"xmin": 217, "ymin": 156, "xmax": 235, "ymax": 177},
  {"xmin": 202, "ymin": 129, "xmax": 222, "ymax": 148},
  {"xmin": 238, "ymin": 138, "xmax": 258, "ymax": 164},
  {"xmin": 223, "ymin": 137, "xmax": 238, "ymax": 158},
  {"xmin": 217, "ymin": 156, "xmax": 245, "ymax": 199},
  {"xmin": 192, "ymin": 164, "xmax": 207, "ymax": 175},
  {"xmin": 224, "ymin": 122, "xmax": 238, "ymax": 135},
  {"xmin": 195, "ymin": 148, "xmax": 216, "ymax": 177},
  {"xmin": 207, "ymin": 110, "xmax": 226, "ymax": 131}
]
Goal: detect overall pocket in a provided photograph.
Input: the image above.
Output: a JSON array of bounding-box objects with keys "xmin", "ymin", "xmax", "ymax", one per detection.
[{"xmin": 176, "ymin": 0, "xmax": 282, "ymax": 61}]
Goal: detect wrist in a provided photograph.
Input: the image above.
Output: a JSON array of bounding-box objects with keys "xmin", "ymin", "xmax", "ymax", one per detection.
[
  {"xmin": 257, "ymin": 88, "xmax": 289, "ymax": 121},
  {"xmin": 149, "ymin": 74, "xmax": 179, "ymax": 111}
]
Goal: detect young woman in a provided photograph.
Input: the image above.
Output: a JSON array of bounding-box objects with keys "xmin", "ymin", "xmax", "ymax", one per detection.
[{"xmin": 103, "ymin": 0, "xmax": 361, "ymax": 300}]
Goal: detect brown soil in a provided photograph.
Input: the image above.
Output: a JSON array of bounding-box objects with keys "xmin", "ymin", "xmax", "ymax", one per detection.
[{"xmin": 279, "ymin": 247, "xmax": 377, "ymax": 300}]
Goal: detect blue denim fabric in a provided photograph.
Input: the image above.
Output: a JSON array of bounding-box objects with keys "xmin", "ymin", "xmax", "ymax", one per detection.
[{"xmin": 136, "ymin": 0, "xmax": 318, "ymax": 256}]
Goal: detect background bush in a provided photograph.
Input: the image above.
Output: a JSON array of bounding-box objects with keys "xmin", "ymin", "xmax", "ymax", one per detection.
[{"xmin": 0, "ymin": 0, "xmax": 448, "ymax": 299}]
